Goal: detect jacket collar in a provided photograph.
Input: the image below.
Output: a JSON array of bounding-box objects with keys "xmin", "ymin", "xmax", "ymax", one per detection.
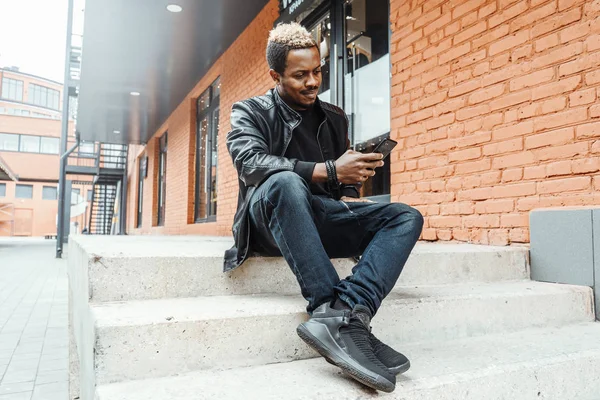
[{"xmin": 271, "ymin": 87, "xmax": 327, "ymax": 127}]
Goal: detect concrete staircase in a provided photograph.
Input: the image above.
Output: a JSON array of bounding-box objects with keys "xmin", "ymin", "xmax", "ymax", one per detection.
[{"xmin": 67, "ymin": 235, "xmax": 600, "ymax": 400}]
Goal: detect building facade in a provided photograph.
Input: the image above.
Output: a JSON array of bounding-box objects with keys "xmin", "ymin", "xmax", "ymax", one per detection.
[
  {"xmin": 125, "ymin": 0, "xmax": 600, "ymax": 245},
  {"xmin": 0, "ymin": 67, "xmax": 87, "ymax": 237}
]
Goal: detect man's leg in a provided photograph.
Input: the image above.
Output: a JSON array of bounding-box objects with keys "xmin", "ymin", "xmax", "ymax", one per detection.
[
  {"xmin": 247, "ymin": 171, "xmax": 341, "ymax": 312},
  {"xmin": 248, "ymin": 172, "xmax": 397, "ymax": 392}
]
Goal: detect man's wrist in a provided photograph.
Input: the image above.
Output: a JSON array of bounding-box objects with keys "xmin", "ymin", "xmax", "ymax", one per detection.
[{"xmin": 312, "ymin": 163, "xmax": 328, "ymax": 183}]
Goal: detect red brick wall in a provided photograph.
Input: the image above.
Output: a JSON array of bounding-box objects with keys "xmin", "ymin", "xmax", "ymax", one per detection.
[{"xmin": 390, "ymin": 0, "xmax": 600, "ymax": 245}]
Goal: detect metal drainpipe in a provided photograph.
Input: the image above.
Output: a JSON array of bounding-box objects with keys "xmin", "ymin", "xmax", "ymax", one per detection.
[{"xmin": 56, "ymin": 0, "xmax": 75, "ymax": 258}]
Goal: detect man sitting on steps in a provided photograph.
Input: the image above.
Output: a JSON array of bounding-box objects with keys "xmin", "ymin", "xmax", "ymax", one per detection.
[{"xmin": 224, "ymin": 22, "xmax": 424, "ymax": 393}]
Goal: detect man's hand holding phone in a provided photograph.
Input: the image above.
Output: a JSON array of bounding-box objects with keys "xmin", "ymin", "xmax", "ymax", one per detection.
[{"xmin": 335, "ymin": 150, "xmax": 384, "ymax": 185}]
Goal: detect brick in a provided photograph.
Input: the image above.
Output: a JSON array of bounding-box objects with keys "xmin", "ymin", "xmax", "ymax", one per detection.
[
  {"xmin": 511, "ymin": 44, "xmax": 533, "ymax": 61},
  {"xmin": 502, "ymin": 167, "xmax": 524, "ymax": 182},
  {"xmin": 444, "ymin": 21, "xmax": 461, "ymax": 37},
  {"xmin": 449, "ymin": 79, "xmax": 481, "ymax": 97},
  {"xmin": 398, "ymin": 29, "xmax": 424, "ymax": 49},
  {"xmin": 531, "ymin": 75, "xmax": 581, "ymax": 100},
  {"xmin": 532, "ymin": 42, "xmax": 583, "ymax": 69},
  {"xmin": 491, "ymin": 52, "xmax": 511, "ymax": 69},
  {"xmin": 455, "ymin": 69, "xmax": 473, "ymax": 84},
  {"xmin": 406, "ymin": 108, "xmax": 434, "ymax": 125},
  {"xmin": 456, "ymin": 104, "xmax": 491, "ymax": 121},
  {"xmin": 424, "ymin": 38, "xmax": 452, "ymax": 59},
  {"xmin": 569, "ymin": 88, "xmax": 597, "ymax": 106},
  {"xmin": 475, "ymin": 198, "xmax": 515, "ymax": 213},
  {"xmin": 576, "ymin": 123, "xmax": 600, "ymax": 138},
  {"xmin": 572, "ymin": 157, "xmax": 600, "ymax": 173},
  {"xmin": 489, "ymin": 1, "xmax": 529, "ymax": 29},
  {"xmin": 423, "ymin": 165, "xmax": 456, "ymax": 179},
  {"xmin": 533, "ymin": 142, "xmax": 589, "ymax": 161},
  {"xmin": 489, "ymin": 30, "xmax": 530, "ymax": 56},
  {"xmin": 493, "ymin": 121, "xmax": 535, "ymax": 141},
  {"xmin": 454, "ymin": 21, "xmax": 487, "ymax": 45},
  {"xmin": 532, "ymin": 6, "xmax": 581, "ymax": 38},
  {"xmin": 440, "ymin": 201, "xmax": 476, "ymax": 215},
  {"xmin": 591, "ymin": 104, "xmax": 600, "ymax": 118},
  {"xmin": 586, "ymin": 69, "xmax": 600, "ymax": 85},
  {"xmin": 537, "ymin": 176, "xmax": 591, "ymax": 194},
  {"xmin": 429, "ymin": 215, "xmax": 463, "ymax": 228},
  {"xmin": 535, "ymin": 33, "xmax": 559, "ymax": 52},
  {"xmin": 511, "ymin": 1, "xmax": 558, "ymax": 33},
  {"xmin": 483, "ymin": 137, "xmax": 524, "ymax": 156},
  {"xmin": 523, "ymin": 165, "xmax": 547, "ymax": 179},
  {"xmin": 415, "ymin": 7, "xmax": 442, "ymax": 29},
  {"xmin": 492, "ymin": 182, "xmax": 537, "ymax": 198},
  {"xmin": 455, "ymin": 158, "xmax": 492, "ymax": 174},
  {"xmin": 465, "ymin": 118, "xmax": 484, "ymax": 133},
  {"xmin": 452, "ymin": 0, "xmax": 487, "ymax": 20},
  {"xmin": 483, "ymin": 64, "xmax": 522, "ymax": 87},
  {"xmin": 424, "ymin": 13, "xmax": 452, "ymax": 36},
  {"xmin": 483, "ymin": 113, "xmax": 504, "ymax": 130},
  {"xmin": 559, "ymin": 52, "xmax": 600, "ymax": 77},
  {"xmin": 534, "ymin": 107, "xmax": 587, "ymax": 131},
  {"xmin": 547, "ymin": 159, "xmax": 573, "ymax": 176},
  {"xmin": 560, "ymin": 20, "xmax": 590, "ymax": 44},
  {"xmin": 439, "ymin": 42, "xmax": 471, "ymax": 65},
  {"xmin": 426, "ymin": 113, "xmax": 456, "ymax": 129},
  {"xmin": 426, "ymin": 138, "xmax": 458, "ymax": 154},
  {"xmin": 453, "ymin": 49, "xmax": 488, "ymax": 70},
  {"xmin": 540, "ymin": 96, "xmax": 567, "ymax": 114},
  {"xmin": 584, "ymin": 34, "xmax": 600, "ymax": 52},
  {"xmin": 492, "ymin": 151, "xmax": 536, "ymax": 169},
  {"xmin": 411, "ymin": 57, "xmax": 439, "ymax": 77},
  {"xmin": 461, "ymin": 10, "xmax": 479, "ymax": 28},
  {"xmin": 558, "ymin": 0, "xmax": 586, "ymax": 11},
  {"xmin": 464, "ymin": 214, "xmax": 501, "ymax": 228},
  {"xmin": 435, "ymin": 97, "xmax": 466, "ymax": 114},
  {"xmin": 479, "ymin": 2, "xmax": 498, "ymax": 18},
  {"xmin": 468, "ymin": 84, "xmax": 505, "ymax": 105},
  {"xmin": 449, "ymin": 147, "xmax": 482, "ymax": 162},
  {"xmin": 458, "ymin": 187, "xmax": 494, "ymax": 201},
  {"xmin": 500, "ymin": 213, "xmax": 529, "ymax": 228},
  {"xmin": 525, "ymin": 127, "xmax": 574, "ymax": 149},
  {"xmin": 509, "ymin": 68, "xmax": 555, "ymax": 92},
  {"xmin": 457, "ymin": 131, "xmax": 493, "ymax": 148},
  {"xmin": 490, "ymin": 90, "xmax": 532, "ymax": 111},
  {"xmin": 473, "ymin": 62, "xmax": 491, "ymax": 76},
  {"xmin": 474, "ymin": 25, "xmax": 511, "ymax": 50},
  {"xmin": 509, "ymin": 227, "xmax": 530, "ymax": 242},
  {"xmin": 462, "ymin": 174, "xmax": 483, "ymax": 189}
]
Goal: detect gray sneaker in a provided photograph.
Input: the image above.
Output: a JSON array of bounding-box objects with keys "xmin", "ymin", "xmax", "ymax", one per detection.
[{"xmin": 296, "ymin": 303, "xmax": 396, "ymax": 392}]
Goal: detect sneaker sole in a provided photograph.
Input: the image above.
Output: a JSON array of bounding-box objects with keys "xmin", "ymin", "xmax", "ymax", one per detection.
[
  {"xmin": 325, "ymin": 357, "xmax": 410, "ymax": 375},
  {"xmin": 297, "ymin": 322, "xmax": 395, "ymax": 393}
]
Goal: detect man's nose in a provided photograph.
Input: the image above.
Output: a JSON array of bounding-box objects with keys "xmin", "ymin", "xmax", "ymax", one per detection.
[{"xmin": 306, "ymin": 73, "xmax": 319, "ymax": 88}]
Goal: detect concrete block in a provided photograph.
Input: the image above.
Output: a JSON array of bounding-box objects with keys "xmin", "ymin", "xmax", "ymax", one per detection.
[
  {"xmin": 88, "ymin": 281, "xmax": 593, "ymax": 384},
  {"xmin": 68, "ymin": 236, "xmax": 529, "ymax": 302},
  {"xmin": 530, "ymin": 208, "xmax": 594, "ymax": 286},
  {"xmin": 95, "ymin": 322, "xmax": 600, "ymax": 400}
]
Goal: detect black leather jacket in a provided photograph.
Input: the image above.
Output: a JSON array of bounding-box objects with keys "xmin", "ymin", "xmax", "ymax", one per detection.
[{"xmin": 223, "ymin": 88, "xmax": 359, "ymax": 272}]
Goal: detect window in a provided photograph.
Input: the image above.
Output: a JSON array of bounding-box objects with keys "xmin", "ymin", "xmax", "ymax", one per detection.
[
  {"xmin": 40, "ymin": 137, "xmax": 60, "ymax": 154},
  {"xmin": 42, "ymin": 186, "xmax": 58, "ymax": 200},
  {"xmin": 87, "ymin": 190, "xmax": 93, "ymax": 202},
  {"xmin": 71, "ymin": 188, "xmax": 81, "ymax": 205},
  {"xmin": 78, "ymin": 142, "xmax": 96, "ymax": 157},
  {"xmin": 157, "ymin": 133, "xmax": 167, "ymax": 226},
  {"xmin": 15, "ymin": 184, "xmax": 33, "ymax": 199},
  {"xmin": 1, "ymin": 78, "xmax": 24, "ymax": 101},
  {"xmin": 0, "ymin": 133, "xmax": 19, "ymax": 151},
  {"xmin": 19, "ymin": 135, "xmax": 41, "ymax": 153},
  {"xmin": 195, "ymin": 78, "xmax": 220, "ymax": 222},
  {"xmin": 137, "ymin": 156, "xmax": 145, "ymax": 228},
  {"xmin": 0, "ymin": 183, "xmax": 6, "ymax": 197},
  {"xmin": 29, "ymin": 83, "xmax": 60, "ymax": 110}
]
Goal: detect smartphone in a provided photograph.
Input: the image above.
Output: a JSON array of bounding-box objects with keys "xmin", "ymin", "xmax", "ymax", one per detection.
[{"xmin": 371, "ymin": 138, "xmax": 398, "ymax": 159}]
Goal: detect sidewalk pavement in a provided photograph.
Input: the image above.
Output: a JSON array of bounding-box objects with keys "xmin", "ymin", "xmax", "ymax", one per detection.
[{"xmin": 0, "ymin": 239, "xmax": 68, "ymax": 400}]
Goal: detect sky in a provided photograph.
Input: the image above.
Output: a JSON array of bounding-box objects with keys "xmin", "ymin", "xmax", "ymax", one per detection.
[{"xmin": 0, "ymin": 0, "xmax": 69, "ymax": 82}]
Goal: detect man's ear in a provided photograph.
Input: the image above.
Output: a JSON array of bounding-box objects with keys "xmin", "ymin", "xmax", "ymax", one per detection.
[{"xmin": 269, "ymin": 69, "xmax": 281, "ymax": 85}]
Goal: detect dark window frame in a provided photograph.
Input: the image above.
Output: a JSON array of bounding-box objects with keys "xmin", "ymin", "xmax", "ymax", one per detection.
[
  {"xmin": 137, "ymin": 156, "xmax": 145, "ymax": 228},
  {"xmin": 29, "ymin": 83, "xmax": 60, "ymax": 110},
  {"xmin": 194, "ymin": 78, "xmax": 221, "ymax": 223},
  {"xmin": 0, "ymin": 183, "xmax": 6, "ymax": 197},
  {"xmin": 0, "ymin": 133, "xmax": 59, "ymax": 155},
  {"xmin": 157, "ymin": 133, "xmax": 168, "ymax": 226}
]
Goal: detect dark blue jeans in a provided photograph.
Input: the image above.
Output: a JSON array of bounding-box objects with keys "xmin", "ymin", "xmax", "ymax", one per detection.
[{"xmin": 248, "ymin": 171, "xmax": 424, "ymax": 315}]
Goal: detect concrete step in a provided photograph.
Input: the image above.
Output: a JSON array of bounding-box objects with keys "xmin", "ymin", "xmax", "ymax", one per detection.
[
  {"xmin": 68, "ymin": 235, "xmax": 529, "ymax": 302},
  {"xmin": 86, "ymin": 281, "xmax": 593, "ymax": 385},
  {"xmin": 95, "ymin": 322, "xmax": 600, "ymax": 400}
]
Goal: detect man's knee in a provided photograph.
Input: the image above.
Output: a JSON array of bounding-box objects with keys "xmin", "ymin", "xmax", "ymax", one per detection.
[
  {"xmin": 262, "ymin": 171, "xmax": 310, "ymax": 202},
  {"xmin": 390, "ymin": 203, "xmax": 424, "ymax": 233}
]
